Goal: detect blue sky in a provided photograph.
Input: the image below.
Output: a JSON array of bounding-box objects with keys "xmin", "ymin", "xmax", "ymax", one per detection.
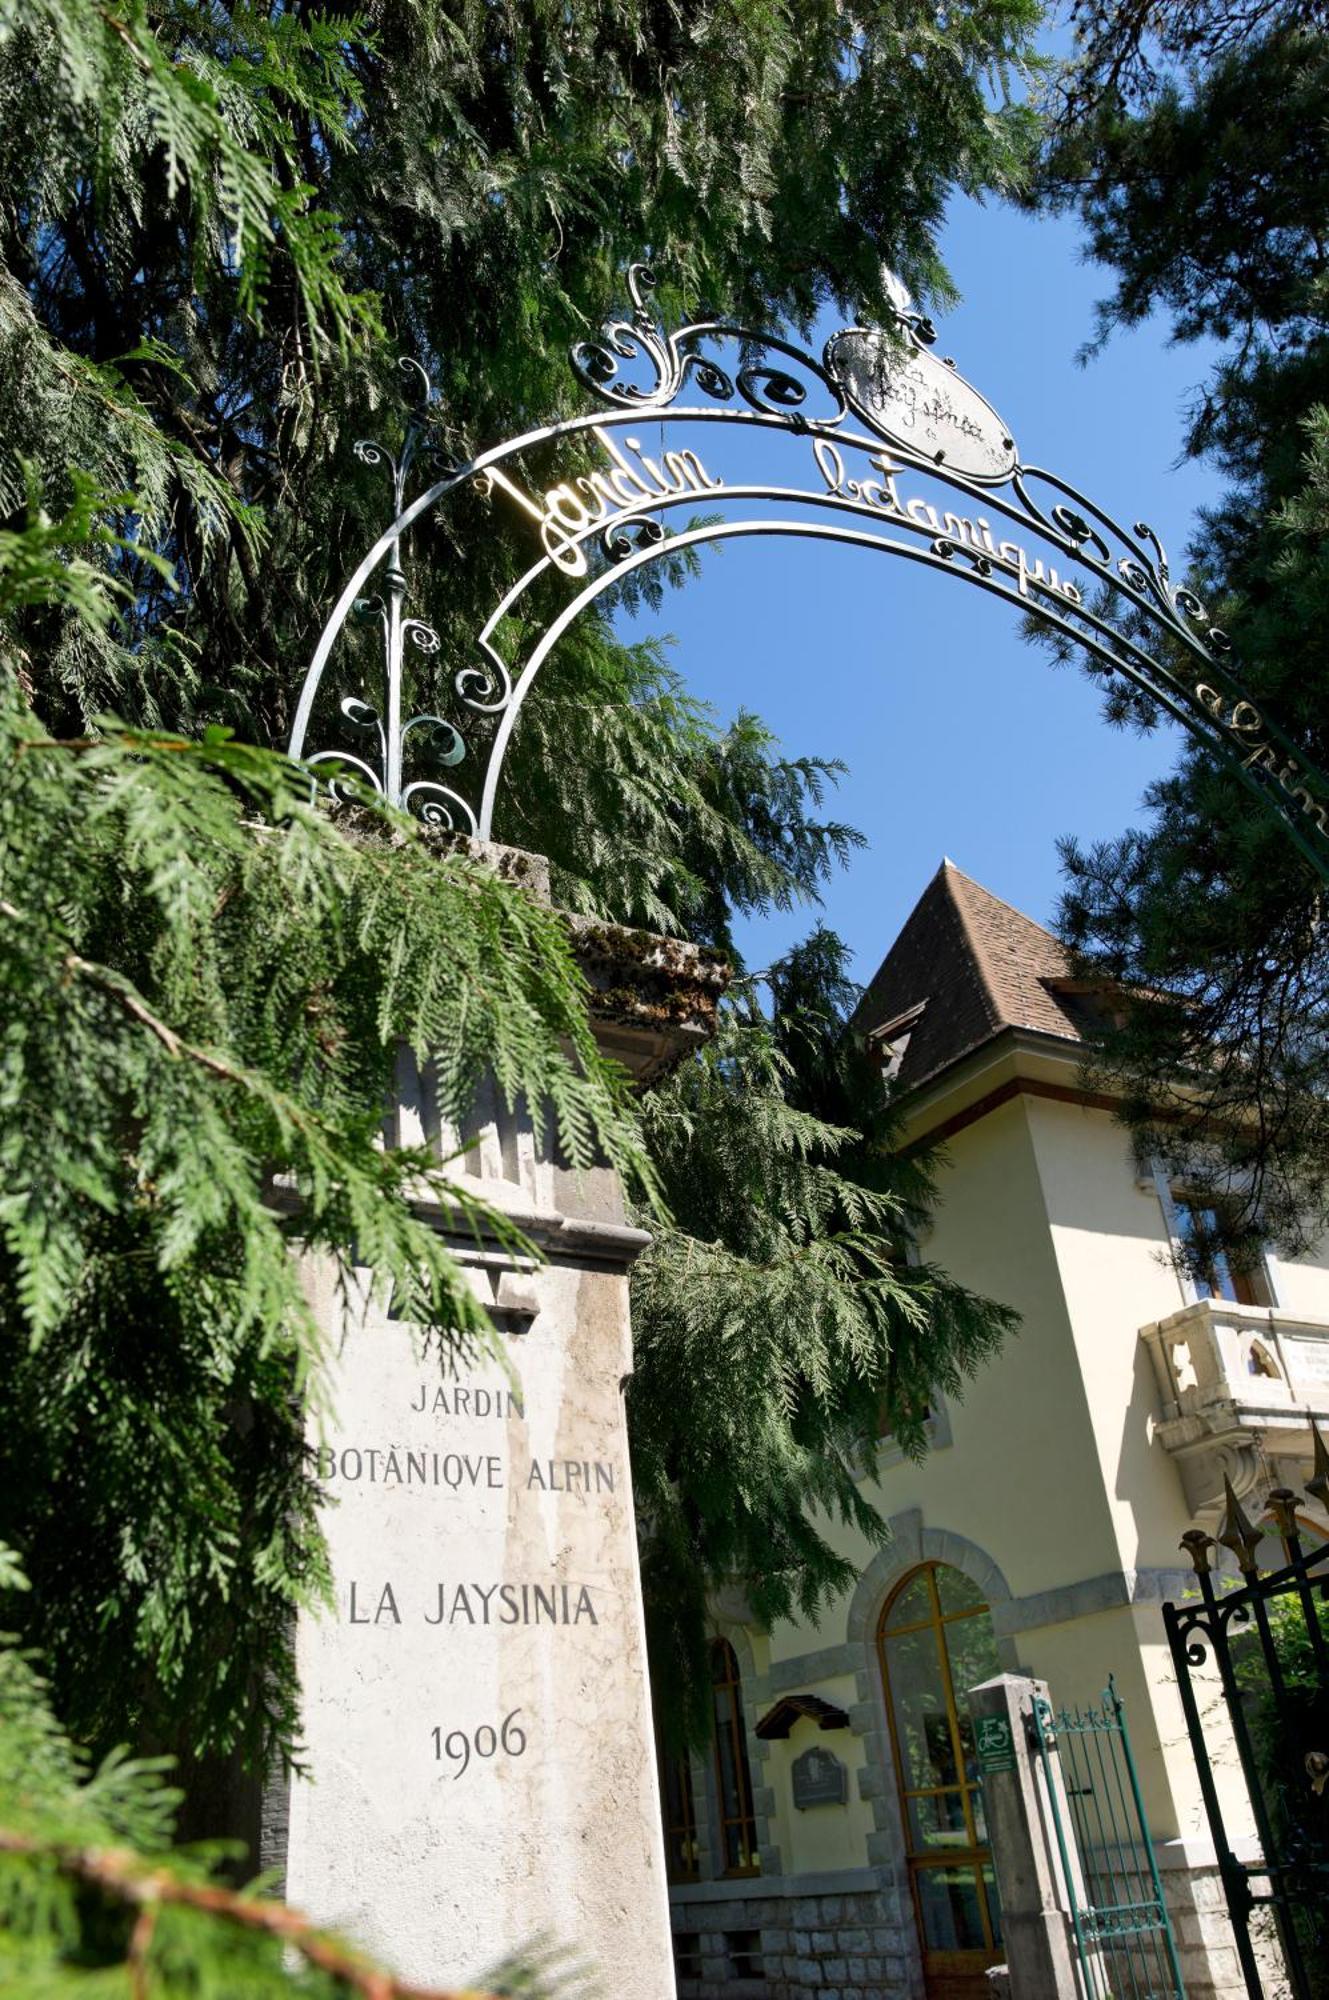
[{"xmin": 611, "ymin": 194, "xmax": 1224, "ymax": 985}]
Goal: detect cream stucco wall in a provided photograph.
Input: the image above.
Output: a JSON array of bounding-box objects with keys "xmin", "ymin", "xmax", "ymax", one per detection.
[{"xmin": 715, "ymin": 1049, "xmax": 1329, "ymax": 1912}]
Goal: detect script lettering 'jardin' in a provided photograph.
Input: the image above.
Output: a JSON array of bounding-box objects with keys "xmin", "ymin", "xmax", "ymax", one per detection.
[{"xmin": 478, "ymin": 425, "xmax": 722, "ymax": 576}]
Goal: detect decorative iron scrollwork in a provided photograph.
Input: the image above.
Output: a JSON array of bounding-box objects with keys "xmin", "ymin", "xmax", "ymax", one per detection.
[{"xmin": 290, "ymin": 260, "xmax": 1329, "ymax": 875}]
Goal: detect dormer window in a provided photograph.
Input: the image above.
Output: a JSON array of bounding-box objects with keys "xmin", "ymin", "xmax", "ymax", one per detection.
[{"xmin": 868, "ymin": 1000, "xmax": 927, "ymax": 1085}]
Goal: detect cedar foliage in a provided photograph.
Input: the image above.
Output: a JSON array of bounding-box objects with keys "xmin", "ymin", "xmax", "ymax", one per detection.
[
  {"xmin": 1028, "ymin": 6, "xmax": 1329, "ymax": 1273},
  {"xmin": 633, "ymin": 929, "xmax": 1014, "ymax": 1745},
  {"xmin": 2, "ymin": 0, "xmax": 1040, "ymax": 1810}
]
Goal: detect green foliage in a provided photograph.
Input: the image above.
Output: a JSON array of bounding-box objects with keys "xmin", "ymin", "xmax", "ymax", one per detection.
[
  {"xmin": 1027, "ymin": 10, "xmax": 1329, "ymax": 1264},
  {"xmin": 1, "ymin": 0, "xmax": 1042, "ymax": 1801},
  {"xmin": 0, "ymin": 683, "xmax": 647, "ymax": 1766},
  {"xmin": 632, "ymin": 933, "xmax": 1015, "ymax": 1746}
]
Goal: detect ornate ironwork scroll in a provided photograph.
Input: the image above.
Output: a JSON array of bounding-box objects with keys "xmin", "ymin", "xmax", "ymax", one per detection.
[{"xmin": 291, "ymin": 266, "xmax": 1329, "ymax": 879}]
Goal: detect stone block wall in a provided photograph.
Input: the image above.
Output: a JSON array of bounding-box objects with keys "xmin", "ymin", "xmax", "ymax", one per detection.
[
  {"xmin": 1160, "ymin": 1861, "xmax": 1289, "ymax": 2000},
  {"xmin": 669, "ymin": 1878, "xmax": 916, "ymax": 2000}
]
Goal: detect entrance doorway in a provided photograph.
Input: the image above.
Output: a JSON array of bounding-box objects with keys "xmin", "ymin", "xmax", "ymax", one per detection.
[{"xmin": 878, "ymin": 1562, "xmax": 1003, "ymax": 2000}]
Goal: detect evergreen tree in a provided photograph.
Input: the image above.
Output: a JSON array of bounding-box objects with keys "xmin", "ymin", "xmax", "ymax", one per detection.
[
  {"xmin": 633, "ymin": 928, "xmax": 1013, "ymax": 1745},
  {"xmin": 1028, "ymin": 5, "xmax": 1329, "ymax": 1275},
  {"xmin": 1, "ymin": 0, "xmax": 1041, "ymax": 1784}
]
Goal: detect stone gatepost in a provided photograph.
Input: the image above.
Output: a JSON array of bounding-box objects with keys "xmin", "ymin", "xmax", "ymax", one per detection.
[
  {"xmin": 273, "ymin": 848, "xmax": 727, "ymax": 2000},
  {"xmin": 969, "ymin": 1674, "xmax": 1100, "ymax": 2000}
]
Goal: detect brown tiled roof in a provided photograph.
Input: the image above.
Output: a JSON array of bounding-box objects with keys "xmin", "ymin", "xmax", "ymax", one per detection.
[{"xmin": 852, "ymin": 860, "xmax": 1090, "ymax": 1095}]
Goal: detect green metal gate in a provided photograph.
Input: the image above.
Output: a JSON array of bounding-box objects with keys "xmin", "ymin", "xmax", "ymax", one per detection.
[{"xmin": 1028, "ymin": 1678, "xmax": 1186, "ymax": 2000}]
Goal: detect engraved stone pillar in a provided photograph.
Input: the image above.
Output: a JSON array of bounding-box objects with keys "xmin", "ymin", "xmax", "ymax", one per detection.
[{"xmin": 278, "ymin": 848, "xmax": 727, "ymax": 2000}]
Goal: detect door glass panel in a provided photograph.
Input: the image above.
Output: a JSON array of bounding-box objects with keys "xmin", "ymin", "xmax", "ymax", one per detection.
[
  {"xmin": 936, "ymin": 1568, "xmax": 986, "ymax": 1617},
  {"xmin": 884, "ymin": 1570, "xmax": 934, "ymax": 1630},
  {"xmin": 907, "ymin": 1789, "xmax": 969, "ymax": 1850},
  {"xmin": 944, "ymin": 1610, "xmax": 1001, "ymax": 1733},
  {"xmin": 915, "ymin": 1864, "xmax": 989, "ymax": 1951},
  {"xmin": 883, "ymin": 1623, "xmax": 958, "ymax": 1788}
]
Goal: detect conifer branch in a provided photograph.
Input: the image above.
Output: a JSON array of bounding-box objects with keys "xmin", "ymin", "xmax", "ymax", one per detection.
[
  {"xmin": 0, "ymin": 1829, "xmax": 502, "ymax": 2000},
  {"xmin": 0, "ymin": 894, "xmax": 248, "ymax": 1083}
]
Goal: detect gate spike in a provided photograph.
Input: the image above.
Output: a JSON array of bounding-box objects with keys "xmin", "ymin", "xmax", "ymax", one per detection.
[
  {"xmin": 1180, "ymin": 1528, "xmax": 1216, "ymax": 1576},
  {"xmin": 1307, "ymin": 1418, "xmax": 1329, "ymax": 1511},
  {"xmin": 1216, "ymin": 1476, "xmax": 1263, "ymax": 1574},
  {"xmin": 1267, "ymin": 1487, "xmax": 1301, "ymax": 1543}
]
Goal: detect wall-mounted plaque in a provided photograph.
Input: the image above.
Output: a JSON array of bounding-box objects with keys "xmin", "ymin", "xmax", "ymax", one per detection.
[
  {"xmin": 791, "ymin": 1745, "xmax": 849, "ymax": 1809},
  {"xmin": 826, "ymin": 329, "xmax": 1018, "ymax": 485}
]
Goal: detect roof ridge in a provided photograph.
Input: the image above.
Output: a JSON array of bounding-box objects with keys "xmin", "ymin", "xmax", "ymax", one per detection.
[
  {"xmin": 937, "ymin": 863, "xmax": 1007, "ymax": 1039},
  {"xmin": 941, "ymin": 858, "xmax": 1058, "ymax": 946}
]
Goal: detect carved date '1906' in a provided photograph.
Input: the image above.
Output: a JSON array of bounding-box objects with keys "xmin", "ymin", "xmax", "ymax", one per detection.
[{"xmin": 432, "ymin": 1708, "xmax": 527, "ymax": 1779}]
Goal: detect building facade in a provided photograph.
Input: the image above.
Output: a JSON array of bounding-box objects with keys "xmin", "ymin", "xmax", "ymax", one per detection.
[{"xmin": 661, "ymin": 861, "xmax": 1329, "ymax": 2000}]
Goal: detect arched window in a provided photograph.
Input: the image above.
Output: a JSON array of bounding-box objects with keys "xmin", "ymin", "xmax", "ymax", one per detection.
[
  {"xmin": 878, "ymin": 1563, "xmax": 1002, "ymax": 1998},
  {"xmin": 711, "ymin": 1638, "xmax": 760, "ymax": 1877}
]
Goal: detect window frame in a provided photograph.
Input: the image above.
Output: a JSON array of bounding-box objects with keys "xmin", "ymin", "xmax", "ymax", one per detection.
[
  {"xmin": 1152, "ymin": 1167, "xmax": 1278, "ymax": 1310},
  {"xmin": 710, "ymin": 1637, "xmax": 762, "ymax": 1879}
]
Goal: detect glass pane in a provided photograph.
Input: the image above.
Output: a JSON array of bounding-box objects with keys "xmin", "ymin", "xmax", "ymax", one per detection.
[
  {"xmin": 711, "ymin": 1639, "xmax": 738, "ymax": 1685},
  {"xmin": 970, "ymin": 1782, "xmax": 988, "ymax": 1846},
  {"xmin": 907, "ymin": 1788, "xmax": 969, "ymax": 1851},
  {"xmin": 944, "ymin": 1608, "xmax": 1002, "ymax": 1731},
  {"xmin": 714, "ymin": 1710, "xmax": 742, "ymax": 1821},
  {"xmin": 915, "ymin": 1864, "xmax": 989, "ymax": 1951},
  {"xmin": 937, "ymin": 1568, "xmax": 986, "ymax": 1616},
  {"xmin": 884, "ymin": 1571, "xmax": 934, "ymax": 1629},
  {"xmin": 885, "ymin": 1623, "xmax": 958, "ymax": 1789}
]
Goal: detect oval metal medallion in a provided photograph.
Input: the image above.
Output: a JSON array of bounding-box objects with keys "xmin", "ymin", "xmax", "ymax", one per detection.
[{"xmin": 826, "ymin": 328, "xmax": 1017, "ymax": 484}]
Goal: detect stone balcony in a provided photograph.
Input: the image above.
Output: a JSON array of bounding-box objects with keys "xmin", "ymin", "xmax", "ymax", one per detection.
[{"xmin": 1141, "ymin": 1299, "xmax": 1329, "ymax": 1515}]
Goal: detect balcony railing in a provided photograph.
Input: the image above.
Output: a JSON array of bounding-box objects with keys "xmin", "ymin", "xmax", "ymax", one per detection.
[{"xmin": 1140, "ymin": 1299, "xmax": 1329, "ymax": 1513}]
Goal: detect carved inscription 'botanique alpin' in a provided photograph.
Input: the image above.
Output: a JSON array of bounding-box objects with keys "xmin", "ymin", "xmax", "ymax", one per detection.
[{"xmin": 316, "ymin": 1447, "xmax": 616, "ymax": 1494}]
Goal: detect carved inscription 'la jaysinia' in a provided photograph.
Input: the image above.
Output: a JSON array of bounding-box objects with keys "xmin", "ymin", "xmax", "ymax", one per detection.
[{"xmin": 346, "ymin": 1580, "xmax": 600, "ymax": 1626}]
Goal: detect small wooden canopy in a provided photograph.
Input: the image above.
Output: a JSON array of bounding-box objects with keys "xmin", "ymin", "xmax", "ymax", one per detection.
[{"xmin": 754, "ymin": 1694, "xmax": 850, "ymax": 1740}]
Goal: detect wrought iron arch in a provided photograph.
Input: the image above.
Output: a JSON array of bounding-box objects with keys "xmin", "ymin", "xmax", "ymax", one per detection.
[{"xmin": 292, "ymin": 266, "xmax": 1329, "ymax": 881}]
